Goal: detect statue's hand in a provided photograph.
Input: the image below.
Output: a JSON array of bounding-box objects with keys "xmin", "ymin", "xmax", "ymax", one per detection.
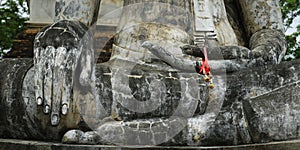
[
  {"xmin": 34, "ymin": 20, "xmax": 90, "ymax": 125},
  {"xmin": 143, "ymin": 42, "xmax": 250, "ymax": 73},
  {"xmin": 142, "ymin": 41, "xmax": 195, "ymax": 72},
  {"xmin": 181, "ymin": 44, "xmax": 253, "ymax": 72},
  {"xmin": 219, "ymin": 46, "xmax": 252, "ymax": 60},
  {"xmin": 180, "ymin": 44, "xmax": 252, "ymax": 60},
  {"xmin": 34, "ymin": 46, "xmax": 77, "ymax": 125}
]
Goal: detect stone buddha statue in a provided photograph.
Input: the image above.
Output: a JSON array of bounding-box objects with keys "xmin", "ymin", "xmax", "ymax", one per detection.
[{"xmin": 0, "ymin": 0, "xmax": 287, "ymax": 146}]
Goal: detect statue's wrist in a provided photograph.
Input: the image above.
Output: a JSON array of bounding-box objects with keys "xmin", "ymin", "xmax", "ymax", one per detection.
[
  {"xmin": 249, "ymin": 29, "xmax": 286, "ymax": 51},
  {"xmin": 249, "ymin": 29, "xmax": 286, "ymax": 63}
]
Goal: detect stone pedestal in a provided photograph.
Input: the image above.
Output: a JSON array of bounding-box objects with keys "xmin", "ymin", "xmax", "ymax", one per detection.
[
  {"xmin": 0, "ymin": 138, "xmax": 300, "ymax": 150},
  {"xmin": 1, "ymin": 58, "xmax": 300, "ymax": 145}
]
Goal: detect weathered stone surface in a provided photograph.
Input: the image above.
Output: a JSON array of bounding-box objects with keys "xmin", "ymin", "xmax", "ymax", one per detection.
[
  {"xmin": 1, "ymin": 59, "xmax": 300, "ymax": 146},
  {"xmin": 62, "ymin": 130, "xmax": 102, "ymax": 144},
  {"xmin": 95, "ymin": 117, "xmax": 187, "ymax": 145},
  {"xmin": 1, "ymin": 138, "xmax": 300, "ymax": 150},
  {"xmin": 28, "ymin": 0, "xmax": 121, "ymax": 25},
  {"xmin": 97, "ymin": 0, "xmax": 123, "ymax": 26},
  {"xmin": 0, "ymin": 58, "xmax": 90, "ymax": 141},
  {"xmin": 249, "ymin": 29, "xmax": 286, "ymax": 64},
  {"xmin": 196, "ymin": 59, "xmax": 300, "ymax": 146},
  {"xmin": 4, "ymin": 25, "xmax": 115, "ymax": 64},
  {"xmin": 0, "ymin": 58, "xmax": 35, "ymax": 139},
  {"xmin": 244, "ymin": 81, "xmax": 300, "ymax": 143},
  {"xmin": 62, "ymin": 130, "xmax": 84, "ymax": 144},
  {"xmin": 0, "ymin": 0, "xmax": 293, "ymax": 147},
  {"xmin": 108, "ymin": 59, "xmax": 209, "ymax": 120},
  {"xmin": 238, "ymin": 0, "xmax": 284, "ymax": 38},
  {"xmin": 33, "ymin": 20, "xmax": 96, "ymax": 126},
  {"xmin": 0, "ymin": 58, "xmax": 211, "ymax": 144},
  {"xmin": 54, "ymin": 0, "xmax": 101, "ymax": 26}
]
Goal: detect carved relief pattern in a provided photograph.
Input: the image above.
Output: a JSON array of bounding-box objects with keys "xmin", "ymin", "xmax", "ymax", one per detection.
[
  {"xmin": 193, "ymin": 0, "xmax": 216, "ymax": 46},
  {"xmin": 197, "ymin": 0, "xmax": 205, "ymax": 12}
]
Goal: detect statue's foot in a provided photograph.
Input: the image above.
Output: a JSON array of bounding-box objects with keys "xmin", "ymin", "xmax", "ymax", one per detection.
[
  {"xmin": 61, "ymin": 114, "xmax": 218, "ymax": 146},
  {"xmin": 62, "ymin": 130, "xmax": 104, "ymax": 145},
  {"xmin": 61, "ymin": 115, "xmax": 122, "ymax": 145}
]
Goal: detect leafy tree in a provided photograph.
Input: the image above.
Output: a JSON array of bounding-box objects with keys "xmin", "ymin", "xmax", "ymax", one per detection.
[
  {"xmin": 0, "ymin": 0, "xmax": 28, "ymax": 57},
  {"xmin": 280, "ymin": 0, "xmax": 300, "ymax": 60}
]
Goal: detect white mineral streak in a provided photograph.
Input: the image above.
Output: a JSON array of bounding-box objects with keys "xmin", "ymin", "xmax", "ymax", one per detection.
[
  {"xmin": 126, "ymin": 74, "xmax": 143, "ymax": 79},
  {"xmin": 110, "ymin": 61, "xmax": 164, "ymax": 113},
  {"xmin": 61, "ymin": 48, "xmax": 77, "ymax": 115},
  {"xmin": 79, "ymin": 49, "xmax": 92, "ymax": 87},
  {"xmin": 43, "ymin": 46, "xmax": 56, "ymax": 114},
  {"xmin": 34, "ymin": 47, "xmax": 44, "ymax": 105},
  {"xmin": 51, "ymin": 47, "xmax": 67, "ymax": 125}
]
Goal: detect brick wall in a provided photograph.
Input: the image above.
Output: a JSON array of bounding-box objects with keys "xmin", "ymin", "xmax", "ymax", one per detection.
[{"xmin": 4, "ymin": 24, "xmax": 115, "ymax": 63}]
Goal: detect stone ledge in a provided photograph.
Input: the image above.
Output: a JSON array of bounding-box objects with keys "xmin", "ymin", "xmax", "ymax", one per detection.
[
  {"xmin": 0, "ymin": 138, "xmax": 300, "ymax": 150},
  {"xmin": 243, "ymin": 81, "xmax": 300, "ymax": 143}
]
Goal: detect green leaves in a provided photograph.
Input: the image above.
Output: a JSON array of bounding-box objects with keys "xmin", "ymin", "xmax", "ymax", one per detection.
[
  {"xmin": 280, "ymin": 0, "xmax": 300, "ymax": 28},
  {"xmin": 0, "ymin": 0, "xmax": 28, "ymax": 56},
  {"xmin": 280, "ymin": 0, "xmax": 300, "ymax": 60}
]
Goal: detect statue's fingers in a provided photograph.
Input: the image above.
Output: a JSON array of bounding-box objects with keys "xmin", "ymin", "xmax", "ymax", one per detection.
[
  {"xmin": 142, "ymin": 41, "xmax": 195, "ymax": 72},
  {"xmin": 180, "ymin": 44, "xmax": 197, "ymax": 50},
  {"xmin": 51, "ymin": 47, "xmax": 67, "ymax": 125},
  {"xmin": 34, "ymin": 47, "xmax": 44, "ymax": 105},
  {"xmin": 220, "ymin": 46, "xmax": 251, "ymax": 60},
  {"xmin": 43, "ymin": 46, "xmax": 55, "ymax": 114},
  {"xmin": 61, "ymin": 49, "xmax": 76, "ymax": 115}
]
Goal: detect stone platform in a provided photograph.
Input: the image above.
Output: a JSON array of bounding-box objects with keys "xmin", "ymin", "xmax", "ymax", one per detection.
[{"xmin": 0, "ymin": 138, "xmax": 300, "ymax": 150}]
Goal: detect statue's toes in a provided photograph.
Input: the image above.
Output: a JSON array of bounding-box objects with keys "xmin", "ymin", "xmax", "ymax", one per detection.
[
  {"xmin": 62, "ymin": 130, "xmax": 103, "ymax": 145},
  {"xmin": 62, "ymin": 129, "xmax": 84, "ymax": 144},
  {"xmin": 79, "ymin": 131, "xmax": 102, "ymax": 145}
]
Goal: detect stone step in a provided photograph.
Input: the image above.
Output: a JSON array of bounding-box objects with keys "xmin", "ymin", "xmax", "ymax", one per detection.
[
  {"xmin": 0, "ymin": 138, "xmax": 300, "ymax": 150},
  {"xmin": 243, "ymin": 81, "xmax": 300, "ymax": 143}
]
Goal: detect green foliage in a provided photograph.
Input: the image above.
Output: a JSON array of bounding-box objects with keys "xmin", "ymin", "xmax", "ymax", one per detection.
[
  {"xmin": 0, "ymin": 0, "xmax": 28, "ymax": 57},
  {"xmin": 280, "ymin": 0, "xmax": 300, "ymax": 60}
]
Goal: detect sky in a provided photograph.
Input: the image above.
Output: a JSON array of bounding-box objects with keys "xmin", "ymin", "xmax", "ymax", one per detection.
[{"xmin": 286, "ymin": 16, "xmax": 300, "ymax": 42}]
